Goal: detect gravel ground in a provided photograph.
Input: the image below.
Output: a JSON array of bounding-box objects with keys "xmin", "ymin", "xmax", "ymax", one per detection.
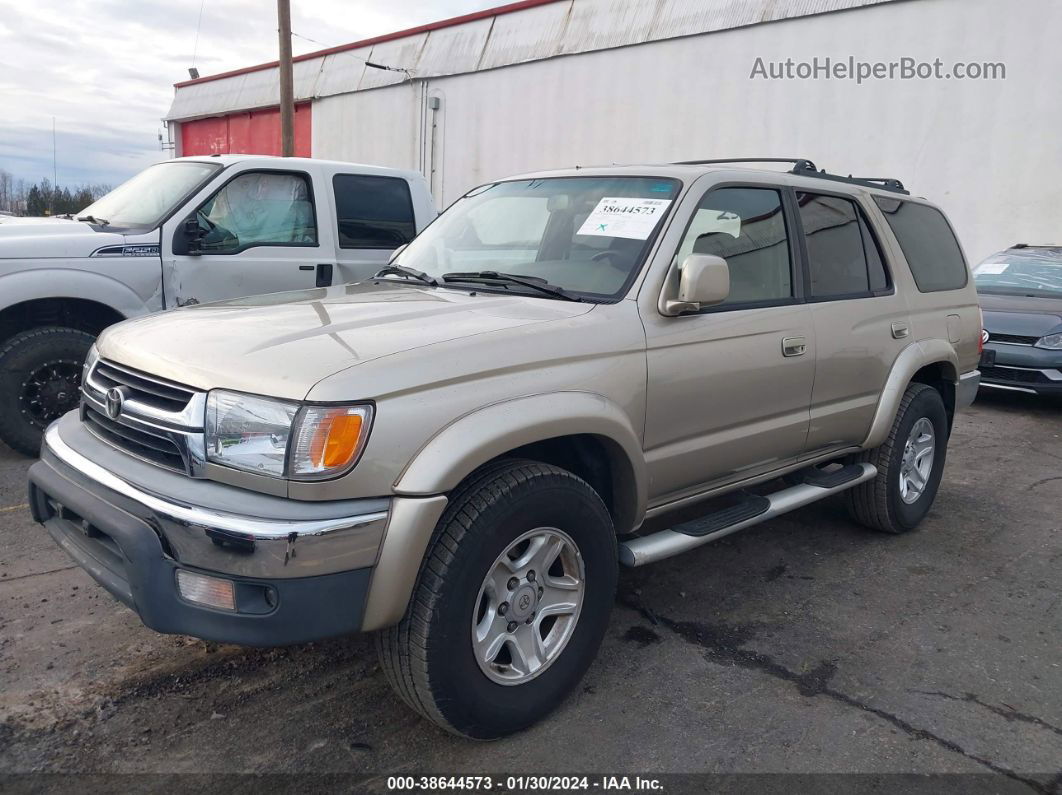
[{"xmin": 0, "ymin": 391, "xmax": 1059, "ymax": 791}]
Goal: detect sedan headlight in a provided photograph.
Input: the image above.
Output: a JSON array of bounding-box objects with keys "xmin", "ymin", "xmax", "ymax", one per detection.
[
  {"xmin": 1035, "ymin": 333, "xmax": 1062, "ymax": 350},
  {"xmin": 205, "ymin": 390, "xmax": 372, "ymax": 479}
]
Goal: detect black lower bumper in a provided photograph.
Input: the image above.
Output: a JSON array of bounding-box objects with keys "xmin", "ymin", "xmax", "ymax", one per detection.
[
  {"xmin": 28, "ymin": 454, "xmax": 372, "ymax": 647},
  {"xmin": 980, "ymin": 348, "xmax": 1062, "ymax": 395}
]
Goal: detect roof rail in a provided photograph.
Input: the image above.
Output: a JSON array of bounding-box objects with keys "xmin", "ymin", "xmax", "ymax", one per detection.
[
  {"xmin": 672, "ymin": 157, "xmax": 910, "ymax": 195},
  {"xmin": 789, "ymin": 162, "xmax": 909, "ymax": 195}
]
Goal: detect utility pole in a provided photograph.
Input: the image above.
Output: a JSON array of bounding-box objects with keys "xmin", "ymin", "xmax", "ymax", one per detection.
[
  {"xmin": 277, "ymin": 0, "xmax": 295, "ymax": 157},
  {"xmin": 51, "ymin": 117, "xmax": 57, "ymax": 215}
]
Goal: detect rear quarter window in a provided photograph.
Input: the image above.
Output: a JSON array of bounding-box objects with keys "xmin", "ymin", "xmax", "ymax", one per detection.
[{"xmin": 874, "ymin": 197, "xmax": 968, "ymax": 292}]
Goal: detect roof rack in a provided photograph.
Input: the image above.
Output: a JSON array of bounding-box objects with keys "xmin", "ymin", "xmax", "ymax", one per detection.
[{"xmin": 672, "ymin": 157, "xmax": 910, "ymax": 195}]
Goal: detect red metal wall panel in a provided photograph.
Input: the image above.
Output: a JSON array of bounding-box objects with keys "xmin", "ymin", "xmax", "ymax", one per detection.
[{"xmin": 180, "ymin": 103, "xmax": 311, "ymax": 157}]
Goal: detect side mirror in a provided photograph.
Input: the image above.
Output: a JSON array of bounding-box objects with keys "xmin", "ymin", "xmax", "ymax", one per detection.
[
  {"xmin": 388, "ymin": 243, "xmax": 408, "ymax": 263},
  {"xmin": 181, "ymin": 216, "xmax": 204, "ymax": 255},
  {"xmin": 665, "ymin": 254, "xmax": 730, "ymax": 315}
]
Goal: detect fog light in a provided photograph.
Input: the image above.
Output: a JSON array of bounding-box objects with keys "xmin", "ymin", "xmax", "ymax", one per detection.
[{"xmin": 176, "ymin": 570, "xmax": 236, "ymax": 611}]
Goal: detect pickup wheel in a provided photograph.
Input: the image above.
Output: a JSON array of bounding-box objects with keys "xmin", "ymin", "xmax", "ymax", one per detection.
[
  {"xmin": 845, "ymin": 382, "xmax": 948, "ymax": 534},
  {"xmin": 376, "ymin": 460, "xmax": 617, "ymax": 738},
  {"xmin": 0, "ymin": 327, "xmax": 95, "ymax": 456}
]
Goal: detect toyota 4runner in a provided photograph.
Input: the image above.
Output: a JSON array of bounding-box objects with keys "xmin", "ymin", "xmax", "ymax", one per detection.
[{"xmin": 28, "ymin": 158, "xmax": 981, "ymax": 738}]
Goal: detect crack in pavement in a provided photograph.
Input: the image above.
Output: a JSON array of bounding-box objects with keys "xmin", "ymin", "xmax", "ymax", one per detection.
[
  {"xmin": 911, "ymin": 690, "xmax": 1062, "ymax": 738},
  {"xmin": 619, "ymin": 594, "xmax": 1058, "ymax": 795},
  {"xmin": 0, "ymin": 565, "xmax": 77, "ymax": 585}
]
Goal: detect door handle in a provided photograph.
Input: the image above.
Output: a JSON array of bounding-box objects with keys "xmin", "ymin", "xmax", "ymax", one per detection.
[
  {"xmin": 315, "ymin": 263, "xmax": 333, "ymax": 287},
  {"xmin": 891, "ymin": 322, "xmax": 910, "ymax": 339},
  {"xmin": 782, "ymin": 336, "xmax": 807, "ymax": 357}
]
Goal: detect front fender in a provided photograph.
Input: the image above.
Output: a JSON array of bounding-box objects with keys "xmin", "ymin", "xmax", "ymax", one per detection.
[
  {"xmin": 393, "ymin": 391, "xmax": 648, "ymax": 526},
  {"xmin": 862, "ymin": 339, "xmax": 959, "ymax": 449},
  {"xmin": 0, "ymin": 267, "xmax": 156, "ymax": 320}
]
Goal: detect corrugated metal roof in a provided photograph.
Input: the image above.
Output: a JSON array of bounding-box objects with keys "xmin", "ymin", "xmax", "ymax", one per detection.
[{"xmin": 166, "ymin": 0, "xmax": 901, "ymax": 121}]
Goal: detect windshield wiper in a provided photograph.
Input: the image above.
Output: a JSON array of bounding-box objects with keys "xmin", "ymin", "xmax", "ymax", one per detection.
[
  {"xmin": 76, "ymin": 214, "xmax": 110, "ymax": 226},
  {"xmin": 441, "ymin": 271, "xmax": 583, "ymax": 302},
  {"xmin": 373, "ymin": 264, "xmax": 438, "ymax": 286}
]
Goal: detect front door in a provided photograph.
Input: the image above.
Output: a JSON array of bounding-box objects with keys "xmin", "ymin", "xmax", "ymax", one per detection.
[
  {"xmin": 161, "ymin": 168, "xmax": 327, "ymax": 306},
  {"xmin": 642, "ymin": 185, "xmax": 816, "ymax": 505}
]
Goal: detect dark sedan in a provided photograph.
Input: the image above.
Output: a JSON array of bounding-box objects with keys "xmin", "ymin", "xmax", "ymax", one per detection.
[{"xmin": 976, "ymin": 245, "xmax": 1062, "ymax": 396}]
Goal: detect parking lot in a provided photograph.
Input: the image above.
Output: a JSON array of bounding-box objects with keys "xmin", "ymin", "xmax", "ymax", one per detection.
[{"xmin": 0, "ymin": 391, "xmax": 1059, "ymax": 789}]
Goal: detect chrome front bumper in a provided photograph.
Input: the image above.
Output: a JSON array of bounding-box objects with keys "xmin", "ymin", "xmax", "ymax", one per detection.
[{"xmin": 38, "ymin": 421, "xmax": 389, "ymax": 580}]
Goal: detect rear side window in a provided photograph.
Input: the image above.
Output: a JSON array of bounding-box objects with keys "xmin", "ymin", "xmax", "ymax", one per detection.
[
  {"xmin": 796, "ymin": 193, "xmax": 889, "ymax": 298},
  {"xmin": 333, "ymin": 174, "xmax": 416, "ymax": 249},
  {"xmin": 874, "ymin": 197, "xmax": 968, "ymax": 292}
]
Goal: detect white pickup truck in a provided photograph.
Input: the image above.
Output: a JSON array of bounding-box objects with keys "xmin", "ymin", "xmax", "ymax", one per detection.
[{"xmin": 0, "ymin": 155, "xmax": 435, "ymax": 454}]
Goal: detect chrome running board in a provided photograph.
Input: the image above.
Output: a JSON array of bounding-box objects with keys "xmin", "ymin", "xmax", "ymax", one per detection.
[{"xmin": 619, "ymin": 462, "xmax": 878, "ymax": 567}]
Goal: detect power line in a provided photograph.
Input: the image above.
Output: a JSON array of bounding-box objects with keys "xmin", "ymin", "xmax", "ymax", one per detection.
[
  {"xmin": 290, "ymin": 30, "xmax": 414, "ymax": 78},
  {"xmin": 191, "ymin": 0, "xmax": 206, "ymax": 68}
]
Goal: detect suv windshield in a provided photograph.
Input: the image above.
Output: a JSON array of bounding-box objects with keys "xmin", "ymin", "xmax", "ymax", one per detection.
[
  {"xmin": 975, "ymin": 247, "xmax": 1062, "ymax": 298},
  {"xmin": 394, "ymin": 176, "xmax": 681, "ymax": 300},
  {"xmin": 79, "ymin": 161, "xmax": 221, "ymax": 229}
]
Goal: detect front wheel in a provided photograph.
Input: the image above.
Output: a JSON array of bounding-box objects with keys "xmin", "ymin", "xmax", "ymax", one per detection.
[
  {"xmin": 376, "ymin": 460, "xmax": 617, "ymax": 738},
  {"xmin": 0, "ymin": 327, "xmax": 95, "ymax": 456},
  {"xmin": 845, "ymin": 382, "xmax": 949, "ymax": 533}
]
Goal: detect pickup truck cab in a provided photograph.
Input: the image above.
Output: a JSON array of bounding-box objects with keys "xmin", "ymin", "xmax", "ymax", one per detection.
[
  {"xmin": 29, "ymin": 159, "xmax": 980, "ymax": 739},
  {"xmin": 0, "ymin": 155, "xmax": 434, "ymax": 454}
]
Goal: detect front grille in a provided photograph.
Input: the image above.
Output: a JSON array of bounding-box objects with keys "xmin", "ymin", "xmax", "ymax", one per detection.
[
  {"xmin": 82, "ymin": 359, "xmax": 204, "ymax": 476},
  {"xmin": 84, "ymin": 403, "xmax": 187, "ymax": 471},
  {"xmin": 981, "ymin": 366, "xmax": 1051, "ymax": 385},
  {"xmin": 987, "ymin": 332, "xmax": 1038, "ymax": 346},
  {"xmin": 91, "ymin": 360, "xmax": 196, "ymax": 413}
]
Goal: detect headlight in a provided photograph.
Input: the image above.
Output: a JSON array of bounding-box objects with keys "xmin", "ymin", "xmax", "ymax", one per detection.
[
  {"xmin": 205, "ymin": 390, "xmax": 373, "ymax": 479},
  {"xmin": 206, "ymin": 391, "xmax": 299, "ymax": 477},
  {"xmin": 1035, "ymin": 333, "xmax": 1062, "ymax": 350},
  {"xmin": 83, "ymin": 343, "xmax": 100, "ymax": 378}
]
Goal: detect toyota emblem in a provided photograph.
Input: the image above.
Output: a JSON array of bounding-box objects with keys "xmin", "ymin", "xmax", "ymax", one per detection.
[{"xmin": 105, "ymin": 387, "xmax": 125, "ymax": 419}]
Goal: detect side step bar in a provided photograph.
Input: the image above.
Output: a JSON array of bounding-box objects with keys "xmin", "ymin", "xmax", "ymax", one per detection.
[{"xmin": 619, "ymin": 462, "xmax": 877, "ymax": 567}]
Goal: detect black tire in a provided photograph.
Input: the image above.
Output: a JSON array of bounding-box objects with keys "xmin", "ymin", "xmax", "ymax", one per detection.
[
  {"xmin": 0, "ymin": 327, "xmax": 95, "ymax": 456},
  {"xmin": 845, "ymin": 382, "xmax": 949, "ymax": 534},
  {"xmin": 376, "ymin": 459, "xmax": 618, "ymax": 739}
]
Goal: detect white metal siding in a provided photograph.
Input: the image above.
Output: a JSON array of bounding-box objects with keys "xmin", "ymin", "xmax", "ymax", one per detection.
[{"xmin": 309, "ymin": 0, "xmax": 1061, "ymax": 262}]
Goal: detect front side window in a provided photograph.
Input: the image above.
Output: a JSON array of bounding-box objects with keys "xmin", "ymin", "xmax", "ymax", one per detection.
[
  {"xmin": 674, "ymin": 187, "xmax": 792, "ymax": 306},
  {"xmin": 80, "ymin": 161, "xmax": 220, "ymax": 229},
  {"xmin": 797, "ymin": 193, "xmax": 888, "ymax": 298},
  {"xmin": 395, "ymin": 177, "xmax": 681, "ymax": 300},
  {"xmin": 333, "ymin": 174, "xmax": 415, "ymax": 248},
  {"xmin": 195, "ymin": 172, "xmax": 317, "ymax": 254},
  {"xmin": 874, "ymin": 197, "xmax": 967, "ymax": 292}
]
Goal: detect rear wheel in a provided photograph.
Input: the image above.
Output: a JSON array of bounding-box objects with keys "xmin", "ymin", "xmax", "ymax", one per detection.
[
  {"xmin": 0, "ymin": 327, "xmax": 94, "ymax": 456},
  {"xmin": 845, "ymin": 382, "xmax": 949, "ymax": 534},
  {"xmin": 376, "ymin": 460, "xmax": 617, "ymax": 738}
]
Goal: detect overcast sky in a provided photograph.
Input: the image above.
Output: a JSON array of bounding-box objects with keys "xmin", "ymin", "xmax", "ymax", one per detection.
[{"xmin": 0, "ymin": 0, "xmax": 498, "ymax": 189}]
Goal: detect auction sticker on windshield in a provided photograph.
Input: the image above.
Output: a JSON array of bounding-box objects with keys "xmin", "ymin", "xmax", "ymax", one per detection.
[{"xmin": 577, "ymin": 197, "xmax": 672, "ymax": 240}]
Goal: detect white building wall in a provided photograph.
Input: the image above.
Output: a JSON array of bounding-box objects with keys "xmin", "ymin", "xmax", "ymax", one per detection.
[{"xmin": 308, "ymin": 0, "xmax": 1060, "ymax": 263}]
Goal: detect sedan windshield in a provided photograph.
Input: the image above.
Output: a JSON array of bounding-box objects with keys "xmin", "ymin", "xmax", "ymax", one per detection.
[
  {"xmin": 975, "ymin": 248, "xmax": 1062, "ymax": 297},
  {"xmin": 79, "ymin": 161, "xmax": 221, "ymax": 229},
  {"xmin": 393, "ymin": 176, "xmax": 681, "ymax": 300}
]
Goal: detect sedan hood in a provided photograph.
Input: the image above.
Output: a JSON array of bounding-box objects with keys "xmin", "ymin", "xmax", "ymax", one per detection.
[
  {"xmin": 98, "ymin": 281, "xmax": 595, "ymax": 400},
  {"xmin": 0, "ymin": 219, "xmax": 126, "ymax": 259},
  {"xmin": 979, "ymin": 292, "xmax": 1062, "ymax": 338}
]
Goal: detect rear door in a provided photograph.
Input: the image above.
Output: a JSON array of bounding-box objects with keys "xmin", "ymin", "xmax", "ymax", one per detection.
[
  {"xmin": 160, "ymin": 167, "xmax": 326, "ymax": 305},
  {"xmin": 794, "ymin": 190, "xmax": 912, "ymax": 451},
  {"xmin": 331, "ymin": 173, "xmax": 419, "ymax": 286},
  {"xmin": 641, "ymin": 183, "xmax": 816, "ymax": 503}
]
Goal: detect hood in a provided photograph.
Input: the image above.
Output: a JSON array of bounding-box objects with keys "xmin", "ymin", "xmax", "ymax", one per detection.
[
  {"xmin": 0, "ymin": 219, "xmax": 127, "ymax": 260},
  {"xmin": 98, "ymin": 281, "xmax": 595, "ymax": 400},
  {"xmin": 979, "ymin": 292, "xmax": 1062, "ymax": 338}
]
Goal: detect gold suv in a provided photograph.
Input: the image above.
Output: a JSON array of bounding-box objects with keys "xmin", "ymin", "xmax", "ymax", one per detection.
[{"xmin": 29, "ymin": 159, "xmax": 981, "ymax": 738}]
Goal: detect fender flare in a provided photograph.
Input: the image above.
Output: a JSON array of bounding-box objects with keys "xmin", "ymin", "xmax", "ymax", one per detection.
[
  {"xmin": 862, "ymin": 339, "xmax": 959, "ymax": 449},
  {"xmin": 0, "ymin": 268, "xmax": 150, "ymax": 323},
  {"xmin": 393, "ymin": 391, "xmax": 648, "ymax": 529}
]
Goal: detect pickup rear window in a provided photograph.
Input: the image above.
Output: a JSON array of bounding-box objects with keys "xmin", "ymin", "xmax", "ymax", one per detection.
[
  {"xmin": 333, "ymin": 174, "xmax": 416, "ymax": 249},
  {"xmin": 874, "ymin": 197, "xmax": 968, "ymax": 292}
]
